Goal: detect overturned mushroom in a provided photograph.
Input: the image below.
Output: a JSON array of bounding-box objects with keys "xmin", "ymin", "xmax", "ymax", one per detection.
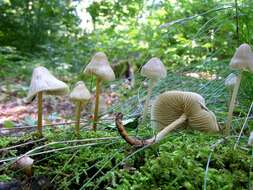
[
  {"xmin": 226, "ymin": 44, "xmax": 253, "ymax": 133},
  {"xmin": 26, "ymin": 66, "xmax": 69, "ymax": 137},
  {"xmin": 115, "ymin": 91, "xmax": 219, "ymax": 146},
  {"xmin": 84, "ymin": 52, "xmax": 115, "ymax": 131},
  {"xmin": 69, "ymin": 81, "xmax": 91, "ymax": 136},
  {"xmin": 141, "ymin": 57, "xmax": 167, "ymax": 121}
]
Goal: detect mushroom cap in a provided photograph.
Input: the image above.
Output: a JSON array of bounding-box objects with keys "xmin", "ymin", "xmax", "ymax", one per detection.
[
  {"xmin": 229, "ymin": 43, "xmax": 253, "ymax": 72},
  {"xmin": 26, "ymin": 66, "xmax": 69, "ymax": 103},
  {"xmin": 225, "ymin": 73, "xmax": 237, "ymax": 87},
  {"xmin": 69, "ymin": 81, "xmax": 91, "ymax": 102},
  {"xmin": 16, "ymin": 156, "xmax": 34, "ymax": 168},
  {"xmin": 248, "ymin": 131, "xmax": 253, "ymax": 146},
  {"xmin": 141, "ymin": 57, "xmax": 167, "ymax": 80},
  {"xmin": 84, "ymin": 52, "xmax": 115, "ymax": 81},
  {"xmin": 151, "ymin": 91, "xmax": 219, "ymax": 132}
]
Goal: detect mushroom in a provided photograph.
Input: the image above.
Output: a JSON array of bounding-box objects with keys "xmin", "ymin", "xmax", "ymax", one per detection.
[
  {"xmin": 248, "ymin": 132, "xmax": 253, "ymax": 146},
  {"xmin": 83, "ymin": 52, "xmax": 115, "ymax": 131},
  {"xmin": 141, "ymin": 57, "xmax": 167, "ymax": 121},
  {"xmin": 224, "ymin": 73, "xmax": 237, "ymax": 106},
  {"xmin": 26, "ymin": 66, "xmax": 69, "ymax": 137},
  {"xmin": 115, "ymin": 91, "xmax": 219, "ymax": 146},
  {"xmin": 226, "ymin": 44, "xmax": 253, "ymax": 133},
  {"xmin": 14, "ymin": 156, "xmax": 34, "ymax": 177},
  {"xmin": 69, "ymin": 81, "xmax": 91, "ymax": 136}
]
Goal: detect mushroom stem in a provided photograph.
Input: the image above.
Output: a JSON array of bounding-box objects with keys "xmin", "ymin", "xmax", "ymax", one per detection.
[
  {"xmin": 37, "ymin": 91, "xmax": 43, "ymax": 137},
  {"xmin": 225, "ymin": 72, "xmax": 242, "ymax": 134},
  {"xmin": 75, "ymin": 101, "xmax": 83, "ymax": 136},
  {"xmin": 24, "ymin": 166, "xmax": 33, "ymax": 177},
  {"xmin": 93, "ymin": 77, "xmax": 101, "ymax": 131},
  {"xmin": 115, "ymin": 113, "xmax": 187, "ymax": 146},
  {"xmin": 142, "ymin": 80, "xmax": 155, "ymax": 121}
]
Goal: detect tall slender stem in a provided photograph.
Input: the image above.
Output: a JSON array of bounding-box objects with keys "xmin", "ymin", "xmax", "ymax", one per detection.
[
  {"xmin": 75, "ymin": 101, "xmax": 83, "ymax": 136},
  {"xmin": 93, "ymin": 77, "xmax": 101, "ymax": 131},
  {"xmin": 37, "ymin": 91, "xmax": 43, "ymax": 137},
  {"xmin": 142, "ymin": 80, "xmax": 155, "ymax": 121},
  {"xmin": 225, "ymin": 72, "xmax": 242, "ymax": 134}
]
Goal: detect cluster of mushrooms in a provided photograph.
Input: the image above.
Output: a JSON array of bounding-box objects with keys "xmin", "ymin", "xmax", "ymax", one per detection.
[
  {"xmin": 13, "ymin": 44, "xmax": 253, "ymax": 176},
  {"xmin": 25, "ymin": 44, "xmax": 253, "ymax": 144}
]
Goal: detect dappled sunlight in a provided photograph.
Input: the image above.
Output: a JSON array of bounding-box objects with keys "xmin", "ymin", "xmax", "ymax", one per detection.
[{"xmin": 184, "ymin": 71, "xmax": 221, "ymax": 80}]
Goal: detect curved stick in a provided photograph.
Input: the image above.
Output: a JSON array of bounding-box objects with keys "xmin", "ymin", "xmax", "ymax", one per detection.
[{"xmin": 115, "ymin": 113, "xmax": 187, "ymax": 146}]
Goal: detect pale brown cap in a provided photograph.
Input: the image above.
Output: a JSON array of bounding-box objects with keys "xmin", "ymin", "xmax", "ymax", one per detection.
[
  {"xmin": 69, "ymin": 81, "xmax": 91, "ymax": 102},
  {"xmin": 84, "ymin": 52, "xmax": 115, "ymax": 81},
  {"xmin": 15, "ymin": 156, "xmax": 34, "ymax": 168},
  {"xmin": 151, "ymin": 91, "xmax": 219, "ymax": 132},
  {"xmin": 225, "ymin": 73, "xmax": 237, "ymax": 87},
  {"xmin": 26, "ymin": 66, "xmax": 69, "ymax": 102},
  {"xmin": 230, "ymin": 43, "xmax": 253, "ymax": 72},
  {"xmin": 141, "ymin": 57, "xmax": 167, "ymax": 80}
]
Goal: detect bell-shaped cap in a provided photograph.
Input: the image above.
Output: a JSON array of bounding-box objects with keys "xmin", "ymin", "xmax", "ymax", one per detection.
[
  {"xmin": 141, "ymin": 57, "xmax": 167, "ymax": 80},
  {"xmin": 69, "ymin": 81, "xmax": 91, "ymax": 102},
  {"xmin": 230, "ymin": 43, "xmax": 253, "ymax": 72},
  {"xmin": 26, "ymin": 66, "xmax": 69, "ymax": 102},
  {"xmin": 225, "ymin": 73, "xmax": 237, "ymax": 87},
  {"xmin": 84, "ymin": 52, "xmax": 115, "ymax": 81},
  {"xmin": 248, "ymin": 131, "xmax": 253, "ymax": 146},
  {"xmin": 151, "ymin": 91, "xmax": 219, "ymax": 132}
]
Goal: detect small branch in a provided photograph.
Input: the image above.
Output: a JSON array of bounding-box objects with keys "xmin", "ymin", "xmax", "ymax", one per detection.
[
  {"xmin": 115, "ymin": 113, "xmax": 187, "ymax": 146},
  {"xmin": 115, "ymin": 113, "xmax": 149, "ymax": 146}
]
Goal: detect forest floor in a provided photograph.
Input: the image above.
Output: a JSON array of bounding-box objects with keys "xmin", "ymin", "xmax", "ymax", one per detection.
[{"xmin": 0, "ymin": 68, "xmax": 252, "ymax": 189}]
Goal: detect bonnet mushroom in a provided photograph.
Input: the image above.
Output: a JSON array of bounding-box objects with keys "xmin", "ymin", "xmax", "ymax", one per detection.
[
  {"xmin": 141, "ymin": 57, "xmax": 167, "ymax": 121},
  {"xmin": 115, "ymin": 91, "xmax": 219, "ymax": 146},
  {"xmin": 226, "ymin": 44, "xmax": 253, "ymax": 133},
  {"xmin": 84, "ymin": 52, "xmax": 115, "ymax": 131},
  {"xmin": 14, "ymin": 156, "xmax": 34, "ymax": 177},
  {"xmin": 69, "ymin": 81, "xmax": 91, "ymax": 136},
  {"xmin": 26, "ymin": 66, "xmax": 69, "ymax": 137}
]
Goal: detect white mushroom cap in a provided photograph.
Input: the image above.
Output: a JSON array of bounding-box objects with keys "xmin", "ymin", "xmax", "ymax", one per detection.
[
  {"xmin": 69, "ymin": 81, "xmax": 91, "ymax": 102},
  {"xmin": 225, "ymin": 73, "xmax": 237, "ymax": 87},
  {"xmin": 248, "ymin": 131, "xmax": 253, "ymax": 146},
  {"xmin": 230, "ymin": 43, "xmax": 253, "ymax": 72},
  {"xmin": 16, "ymin": 156, "xmax": 34, "ymax": 169},
  {"xmin": 84, "ymin": 52, "xmax": 115, "ymax": 81},
  {"xmin": 26, "ymin": 66, "xmax": 69, "ymax": 102},
  {"xmin": 141, "ymin": 57, "xmax": 167, "ymax": 80}
]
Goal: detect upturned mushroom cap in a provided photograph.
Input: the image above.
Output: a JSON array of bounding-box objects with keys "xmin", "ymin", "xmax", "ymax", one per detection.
[
  {"xmin": 225, "ymin": 73, "xmax": 237, "ymax": 87},
  {"xmin": 141, "ymin": 57, "xmax": 167, "ymax": 80},
  {"xmin": 229, "ymin": 43, "xmax": 253, "ymax": 72},
  {"xmin": 26, "ymin": 66, "xmax": 69, "ymax": 102},
  {"xmin": 84, "ymin": 52, "xmax": 115, "ymax": 81},
  {"xmin": 69, "ymin": 81, "xmax": 91, "ymax": 102},
  {"xmin": 248, "ymin": 132, "xmax": 253, "ymax": 146},
  {"xmin": 151, "ymin": 91, "xmax": 219, "ymax": 132}
]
